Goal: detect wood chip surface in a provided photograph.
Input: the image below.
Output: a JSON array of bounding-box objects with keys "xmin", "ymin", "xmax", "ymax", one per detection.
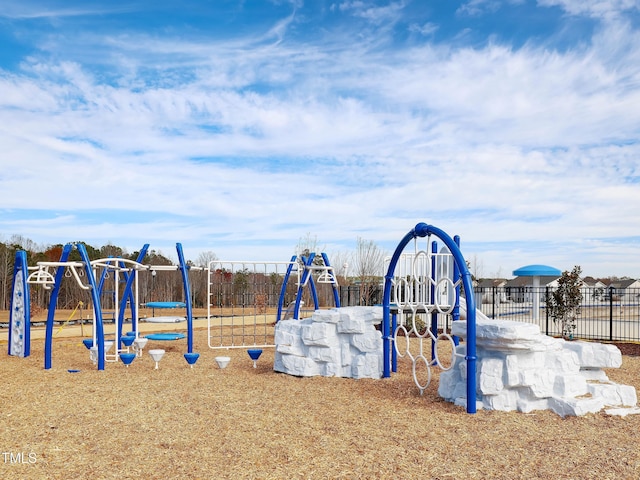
[{"xmin": 1, "ymin": 314, "xmax": 639, "ymax": 479}]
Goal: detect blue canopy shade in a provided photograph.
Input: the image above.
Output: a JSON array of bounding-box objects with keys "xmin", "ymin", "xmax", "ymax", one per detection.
[{"xmin": 512, "ymin": 264, "xmax": 561, "ymax": 277}]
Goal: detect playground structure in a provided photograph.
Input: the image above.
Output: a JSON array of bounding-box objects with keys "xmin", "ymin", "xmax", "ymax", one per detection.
[
  {"xmin": 8, "ymin": 244, "xmax": 343, "ymax": 369},
  {"xmin": 7, "ymin": 223, "xmax": 478, "ymax": 414},
  {"xmin": 8, "ymin": 242, "xmax": 196, "ymax": 370},
  {"xmin": 382, "ymin": 223, "xmax": 477, "ymax": 414},
  {"xmin": 206, "ymin": 252, "xmax": 341, "ymax": 349}
]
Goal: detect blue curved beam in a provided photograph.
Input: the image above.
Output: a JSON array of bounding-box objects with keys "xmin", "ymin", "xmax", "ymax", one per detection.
[
  {"xmin": 276, "ymin": 256, "xmax": 297, "ymax": 322},
  {"xmin": 44, "ymin": 244, "xmax": 73, "ymax": 369},
  {"xmin": 77, "ymin": 243, "xmax": 106, "ymax": 370},
  {"xmin": 176, "ymin": 243, "xmax": 194, "ymax": 353},
  {"xmin": 321, "ymin": 252, "xmax": 341, "ymax": 308},
  {"xmin": 382, "ymin": 222, "xmax": 477, "ymax": 414},
  {"xmin": 117, "ymin": 244, "xmax": 149, "ymax": 342}
]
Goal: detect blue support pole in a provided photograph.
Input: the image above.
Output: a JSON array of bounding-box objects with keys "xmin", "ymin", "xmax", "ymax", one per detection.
[
  {"xmin": 295, "ymin": 253, "xmax": 318, "ymax": 319},
  {"xmin": 452, "ymin": 235, "xmax": 461, "ymax": 346},
  {"xmin": 117, "ymin": 244, "xmax": 149, "ymax": 339},
  {"xmin": 430, "ymin": 240, "xmax": 438, "ymax": 363},
  {"xmin": 321, "ymin": 252, "xmax": 341, "ymax": 308},
  {"xmin": 77, "ymin": 243, "xmax": 106, "ymax": 371},
  {"xmin": 382, "ymin": 229, "xmax": 417, "ymax": 378},
  {"xmin": 306, "ymin": 254, "xmax": 320, "ymax": 310},
  {"xmin": 44, "ymin": 244, "xmax": 73, "ymax": 370},
  {"xmin": 176, "ymin": 243, "xmax": 194, "ymax": 353},
  {"xmin": 276, "ymin": 255, "xmax": 297, "ymax": 322},
  {"xmin": 97, "ymin": 262, "xmax": 110, "ymax": 299}
]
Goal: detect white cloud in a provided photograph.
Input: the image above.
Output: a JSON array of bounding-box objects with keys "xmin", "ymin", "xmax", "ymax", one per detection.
[
  {"xmin": 0, "ymin": 2, "xmax": 135, "ymax": 20},
  {"xmin": 457, "ymin": 0, "xmax": 526, "ymax": 16},
  {"xmin": 0, "ymin": 2, "xmax": 639, "ymax": 277},
  {"xmin": 537, "ymin": 0, "xmax": 640, "ymax": 19},
  {"xmin": 409, "ymin": 22, "xmax": 439, "ymax": 36},
  {"xmin": 349, "ymin": 1, "xmax": 405, "ymax": 23}
]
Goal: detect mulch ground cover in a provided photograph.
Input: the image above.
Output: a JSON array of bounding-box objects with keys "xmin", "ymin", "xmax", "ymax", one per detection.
[{"xmin": 1, "ymin": 321, "xmax": 639, "ymax": 479}]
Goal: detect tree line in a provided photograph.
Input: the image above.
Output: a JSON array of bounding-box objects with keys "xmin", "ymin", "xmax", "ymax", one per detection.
[
  {"xmin": 0, "ymin": 236, "xmax": 188, "ymax": 312},
  {"xmin": 0, "ymin": 235, "xmax": 388, "ymax": 312}
]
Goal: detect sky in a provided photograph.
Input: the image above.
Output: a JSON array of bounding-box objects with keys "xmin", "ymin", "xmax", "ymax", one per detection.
[{"xmin": 1, "ymin": 0, "xmax": 639, "ymax": 279}]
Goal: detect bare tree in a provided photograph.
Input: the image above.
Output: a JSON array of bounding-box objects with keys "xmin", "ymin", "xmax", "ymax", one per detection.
[
  {"xmin": 295, "ymin": 232, "xmax": 325, "ymax": 261},
  {"xmin": 9, "ymin": 234, "xmax": 41, "ymax": 253},
  {"xmin": 467, "ymin": 254, "xmax": 484, "ymax": 281},
  {"xmin": 353, "ymin": 237, "xmax": 386, "ymax": 305},
  {"xmin": 195, "ymin": 250, "xmax": 218, "ymax": 268},
  {"xmin": 327, "ymin": 250, "xmax": 351, "ymax": 285},
  {"xmin": 192, "ymin": 251, "xmax": 218, "ymax": 308},
  {"xmin": 0, "ymin": 243, "xmax": 14, "ymax": 310}
]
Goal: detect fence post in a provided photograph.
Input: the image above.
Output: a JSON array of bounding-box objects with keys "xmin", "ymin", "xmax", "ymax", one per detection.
[
  {"xmin": 492, "ymin": 286, "xmax": 496, "ymax": 319},
  {"xmin": 545, "ymin": 286, "xmax": 549, "ymax": 336},
  {"xmin": 609, "ymin": 286, "xmax": 614, "ymax": 342}
]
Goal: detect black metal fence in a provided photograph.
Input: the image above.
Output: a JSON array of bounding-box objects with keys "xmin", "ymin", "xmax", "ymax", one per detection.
[
  {"xmin": 474, "ymin": 286, "xmax": 640, "ymax": 343},
  {"xmin": 338, "ymin": 285, "xmax": 382, "ymax": 307},
  {"xmin": 339, "ymin": 284, "xmax": 640, "ymax": 343}
]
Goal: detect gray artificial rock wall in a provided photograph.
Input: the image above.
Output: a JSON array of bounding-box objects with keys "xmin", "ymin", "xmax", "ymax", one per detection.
[
  {"xmin": 439, "ymin": 318, "xmax": 639, "ymax": 417},
  {"xmin": 274, "ymin": 306, "xmax": 383, "ymax": 379}
]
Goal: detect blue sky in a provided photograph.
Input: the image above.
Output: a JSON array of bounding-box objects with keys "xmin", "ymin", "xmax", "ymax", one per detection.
[{"xmin": 1, "ymin": 0, "xmax": 639, "ymax": 278}]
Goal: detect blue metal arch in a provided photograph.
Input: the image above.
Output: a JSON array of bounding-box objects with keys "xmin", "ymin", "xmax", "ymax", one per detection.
[
  {"xmin": 276, "ymin": 253, "xmax": 341, "ymax": 322},
  {"xmin": 295, "ymin": 253, "xmax": 319, "ymax": 316},
  {"xmin": 116, "ymin": 244, "xmax": 149, "ymax": 345},
  {"xmin": 382, "ymin": 222, "xmax": 477, "ymax": 414},
  {"xmin": 44, "ymin": 243, "xmax": 107, "ymax": 370}
]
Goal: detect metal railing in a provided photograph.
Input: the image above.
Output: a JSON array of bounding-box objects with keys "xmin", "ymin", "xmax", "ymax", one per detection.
[{"xmin": 474, "ymin": 286, "xmax": 640, "ymax": 342}]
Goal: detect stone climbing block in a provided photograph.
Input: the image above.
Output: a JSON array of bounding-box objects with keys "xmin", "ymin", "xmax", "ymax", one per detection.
[
  {"xmin": 351, "ymin": 353, "xmax": 382, "ymax": 379},
  {"xmin": 553, "ymin": 374, "xmax": 588, "ymax": 398},
  {"xmin": 545, "ymin": 349, "xmax": 581, "ymax": 374},
  {"xmin": 300, "ymin": 321, "xmax": 338, "ymax": 347},
  {"xmin": 563, "ymin": 341, "xmax": 622, "ymax": 369},
  {"xmin": 439, "ymin": 317, "xmax": 638, "ymax": 417},
  {"xmin": 273, "ymin": 307, "xmax": 384, "ymax": 380},
  {"xmin": 483, "ymin": 389, "xmax": 518, "ymax": 411},
  {"xmin": 274, "ymin": 320, "xmax": 306, "ymax": 356},
  {"xmin": 308, "ymin": 345, "xmax": 340, "ymax": 364},
  {"xmin": 548, "ymin": 396, "xmax": 605, "ymax": 418},
  {"xmin": 337, "ymin": 316, "xmax": 367, "ymax": 334},
  {"xmin": 477, "ymin": 357, "xmax": 504, "ymax": 395},
  {"xmin": 312, "ymin": 309, "xmax": 341, "ymax": 324},
  {"xmin": 274, "ymin": 352, "xmax": 321, "ymax": 377},
  {"xmin": 578, "ymin": 368, "xmax": 610, "ymax": 382},
  {"xmin": 515, "ymin": 390, "xmax": 550, "ymax": 413},
  {"xmin": 521, "ymin": 369, "xmax": 556, "ymax": 398},
  {"xmin": 351, "ymin": 330, "xmax": 382, "ymax": 353},
  {"xmin": 588, "ymin": 383, "xmax": 638, "ymax": 407}
]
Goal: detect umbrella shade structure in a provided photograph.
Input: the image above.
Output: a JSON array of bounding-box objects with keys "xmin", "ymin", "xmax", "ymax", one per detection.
[
  {"xmin": 512, "ymin": 265, "xmax": 562, "ymax": 321},
  {"xmin": 513, "ymin": 265, "xmax": 562, "ymax": 278}
]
